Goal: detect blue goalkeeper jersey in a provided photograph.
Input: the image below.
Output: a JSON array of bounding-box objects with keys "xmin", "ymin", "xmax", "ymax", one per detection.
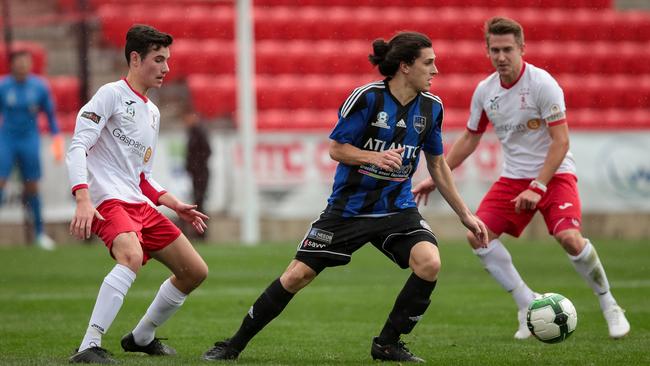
[
  {"xmin": 0, "ymin": 74, "xmax": 58, "ymax": 137},
  {"xmin": 326, "ymin": 79, "xmax": 444, "ymax": 217}
]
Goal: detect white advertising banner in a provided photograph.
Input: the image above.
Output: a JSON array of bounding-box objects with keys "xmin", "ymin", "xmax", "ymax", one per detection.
[{"xmin": 1, "ymin": 131, "xmax": 648, "ymax": 224}]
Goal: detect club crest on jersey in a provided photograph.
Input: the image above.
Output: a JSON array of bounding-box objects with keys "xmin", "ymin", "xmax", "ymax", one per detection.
[
  {"xmin": 489, "ymin": 96, "xmax": 500, "ymax": 111},
  {"xmin": 413, "ymin": 115, "xmax": 426, "ymax": 134},
  {"xmin": 371, "ymin": 111, "xmax": 390, "ymax": 129},
  {"xmin": 151, "ymin": 115, "xmax": 158, "ymax": 130}
]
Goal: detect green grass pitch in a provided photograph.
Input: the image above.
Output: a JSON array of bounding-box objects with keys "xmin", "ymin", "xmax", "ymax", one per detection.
[{"xmin": 0, "ymin": 238, "xmax": 648, "ymax": 365}]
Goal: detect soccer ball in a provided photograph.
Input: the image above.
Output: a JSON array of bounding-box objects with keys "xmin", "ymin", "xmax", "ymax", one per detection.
[{"xmin": 527, "ymin": 293, "xmax": 577, "ymax": 343}]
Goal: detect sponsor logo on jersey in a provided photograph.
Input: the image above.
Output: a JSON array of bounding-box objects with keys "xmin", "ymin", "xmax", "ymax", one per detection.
[
  {"xmin": 527, "ymin": 119, "xmax": 542, "ymax": 130},
  {"xmin": 307, "ymin": 228, "xmax": 334, "ymax": 244},
  {"xmin": 546, "ymin": 108, "xmax": 566, "ymax": 123},
  {"xmin": 495, "ymin": 123, "xmax": 527, "ymax": 134},
  {"xmin": 125, "ymin": 100, "xmax": 136, "ymax": 105},
  {"xmin": 112, "ymin": 128, "xmax": 146, "ymax": 157},
  {"xmin": 363, "ymin": 138, "xmax": 420, "ymax": 160},
  {"xmin": 396, "ymin": 119, "xmax": 407, "ymax": 128},
  {"xmin": 413, "ymin": 115, "xmax": 426, "ymax": 134},
  {"xmin": 408, "ymin": 315, "xmax": 424, "ymax": 322},
  {"xmin": 371, "ymin": 111, "xmax": 390, "ymax": 129},
  {"xmin": 144, "ymin": 146, "xmax": 152, "ymax": 163},
  {"xmin": 81, "ymin": 111, "xmax": 101, "ymax": 124}
]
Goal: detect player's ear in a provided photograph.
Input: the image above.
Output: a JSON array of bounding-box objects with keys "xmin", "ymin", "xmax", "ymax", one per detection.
[
  {"xmin": 129, "ymin": 51, "xmax": 140, "ymax": 67},
  {"xmin": 400, "ymin": 61, "xmax": 409, "ymax": 74}
]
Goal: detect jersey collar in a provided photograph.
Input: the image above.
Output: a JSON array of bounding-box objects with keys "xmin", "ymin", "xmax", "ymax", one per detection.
[
  {"xmin": 122, "ymin": 78, "xmax": 148, "ymax": 103},
  {"xmin": 500, "ymin": 62, "xmax": 526, "ymax": 90}
]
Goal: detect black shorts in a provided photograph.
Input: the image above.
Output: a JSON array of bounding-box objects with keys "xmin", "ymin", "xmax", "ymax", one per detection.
[{"xmin": 295, "ymin": 208, "xmax": 437, "ymax": 272}]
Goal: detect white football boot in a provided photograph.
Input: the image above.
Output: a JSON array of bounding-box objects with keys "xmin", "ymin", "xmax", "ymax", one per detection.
[
  {"xmin": 35, "ymin": 233, "xmax": 56, "ymax": 251},
  {"xmin": 603, "ymin": 305, "xmax": 630, "ymax": 339},
  {"xmin": 514, "ymin": 308, "xmax": 532, "ymax": 339},
  {"xmin": 514, "ymin": 292, "xmax": 540, "ymax": 339}
]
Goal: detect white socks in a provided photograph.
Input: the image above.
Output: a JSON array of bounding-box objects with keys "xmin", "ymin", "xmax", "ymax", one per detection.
[
  {"xmin": 79, "ymin": 264, "xmax": 136, "ymax": 352},
  {"xmin": 474, "ymin": 239, "xmax": 535, "ymax": 309},
  {"xmin": 568, "ymin": 239, "xmax": 617, "ymax": 311},
  {"xmin": 132, "ymin": 278, "xmax": 187, "ymax": 346}
]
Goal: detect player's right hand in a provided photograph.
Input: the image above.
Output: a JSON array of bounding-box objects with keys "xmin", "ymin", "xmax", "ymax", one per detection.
[
  {"xmin": 412, "ymin": 177, "xmax": 437, "ymax": 206},
  {"xmin": 371, "ymin": 147, "xmax": 404, "ymax": 171},
  {"xmin": 70, "ymin": 200, "xmax": 104, "ymax": 240}
]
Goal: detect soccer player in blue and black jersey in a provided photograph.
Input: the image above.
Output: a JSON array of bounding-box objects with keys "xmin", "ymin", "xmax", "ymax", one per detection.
[
  {"xmin": 204, "ymin": 32, "xmax": 488, "ymax": 363},
  {"xmin": 0, "ymin": 49, "xmax": 63, "ymax": 250}
]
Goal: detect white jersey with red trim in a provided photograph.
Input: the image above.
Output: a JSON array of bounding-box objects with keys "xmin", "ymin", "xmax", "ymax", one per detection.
[
  {"xmin": 66, "ymin": 79, "xmax": 166, "ymax": 207},
  {"xmin": 467, "ymin": 63, "xmax": 576, "ymax": 179}
]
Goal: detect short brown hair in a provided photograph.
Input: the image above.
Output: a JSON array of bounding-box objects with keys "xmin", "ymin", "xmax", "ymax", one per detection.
[
  {"xmin": 125, "ymin": 24, "xmax": 173, "ymax": 65},
  {"xmin": 484, "ymin": 17, "xmax": 524, "ymax": 47}
]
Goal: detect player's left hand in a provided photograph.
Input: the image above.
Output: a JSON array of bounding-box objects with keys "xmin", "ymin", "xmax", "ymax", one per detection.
[
  {"xmin": 511, "ymin": 189, "xmax": 542, "ymax": 214},
  {"xmin": 51, "ymin": 134, "xmax": 64, "ymax": 163},
  {"xmin": 460, "ymin": 213, "xmax": 488, "ymax": 247},
  {"xmin": 175, "ymin": 202, "xmax": 209, "ymax": 234}
]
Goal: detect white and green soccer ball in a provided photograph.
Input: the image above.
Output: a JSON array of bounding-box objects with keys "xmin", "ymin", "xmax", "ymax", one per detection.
[{"xmin": 527, "ymin": 293, "xmax": 578, "ymax": 343}]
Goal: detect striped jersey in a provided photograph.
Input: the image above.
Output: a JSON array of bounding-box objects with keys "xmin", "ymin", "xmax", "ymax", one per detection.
[
  {"xmin": 467, "ymin": 62, "xmax": 576, "ymax": 178},
  {"xmin": 327, "ymin": 79, "xmax": 444, "ymax": 217},
  {"xmin": 66, "ymin": 79, "xmax": 166, "ymax": 207}
]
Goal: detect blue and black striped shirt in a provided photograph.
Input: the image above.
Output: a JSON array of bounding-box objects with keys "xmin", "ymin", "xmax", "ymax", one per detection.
[{"xmin": 326, "ymin": 79, "xmax": 444, "ymax": 217}]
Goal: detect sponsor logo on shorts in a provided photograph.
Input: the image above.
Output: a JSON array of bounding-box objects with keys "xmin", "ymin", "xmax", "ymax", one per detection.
[
  {"xmin": 559, "ymin": 202, "xmax": 573, "ymax": 210},
  {"xmin": 408, "ymin": 315, "xmax": 423, "ymax": 322},
  {"xmin": 420, "ymin": 220, "xmax": 432, "ymax": 232},
  {"xmin": 571, "ymin": 218, "xmax": 580, "ymax": 227},
  {"xmin": 81, "ymin": 111, "xmax": 101, "ymax": 124},
  {"xmin": 307, "ymin": 228, "xmax": 334, "ymax": 244},
  {"xmin": 302, "ymin": 239, "xmax": 327, "ymax": 249}
]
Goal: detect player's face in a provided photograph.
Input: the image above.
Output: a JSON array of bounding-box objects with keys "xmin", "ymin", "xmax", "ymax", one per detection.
[
  {"xmin": 487, "ymin": 33, "xmax": 524, "ymax": 84},
  {"xmin": 405, "ymin": 47, "xmax": 438, "ymax": 92},
  {"xmin": 11, "ymin": 54, "xmax": 32, "ymax": 80},
  {"xmin": 135, "ymin": 46, "xmax": 170, "ymax": 90}
]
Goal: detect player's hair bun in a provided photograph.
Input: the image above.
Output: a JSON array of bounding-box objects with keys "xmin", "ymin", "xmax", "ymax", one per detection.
[{"xmin": 368, "ymin": 39, "xmax": 389, "ymax": 66}]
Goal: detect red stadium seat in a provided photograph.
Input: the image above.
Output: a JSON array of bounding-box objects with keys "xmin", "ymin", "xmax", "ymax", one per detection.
[{"xmin": 48, "ymin": 76, "xmax": 81, "ymax": 114}]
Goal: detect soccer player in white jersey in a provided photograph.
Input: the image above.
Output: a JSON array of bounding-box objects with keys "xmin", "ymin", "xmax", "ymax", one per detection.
[
  {"xmin": 413, "ymin": 17, "xmax": 630, "ymax": 340},
  {"xmin": 66, "ymin": 24, "xmax": 209, "ymax": 363}
]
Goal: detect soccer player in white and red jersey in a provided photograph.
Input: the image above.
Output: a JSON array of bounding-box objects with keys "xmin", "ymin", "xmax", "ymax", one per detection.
[
  {"xmin": 413, "ymin": 17, "xmax": 630, "ymax": 340},
  {"xmin": 66, "ymin": 24, "xmax": 209, "ymax": 364}
]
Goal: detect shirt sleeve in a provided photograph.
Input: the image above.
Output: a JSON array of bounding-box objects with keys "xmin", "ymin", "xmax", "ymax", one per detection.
[
  {"xmin": 422, "ymin": 98, "xmax": 444, "ymax": 156},
  {"xmin": 65, "ymin": 85, "xmax": 115, "ymax": 195},
  {"xmin": 466, "ymin": 82, "xmax": 490, "ymax": 134},
  {"xmin": 329, "ymin": 87, "xmax": 374, "ymax": 145},
  {"xmin": 40, "ymin": 79, "xmax": 60, "ymax": 135},
  {"xmin": 138, "ymin": 113, "xmax": 166, "ymax": 205},
  {"xmin": 536, "ymin": 74, "xmax": 567, "ymax": 127}
]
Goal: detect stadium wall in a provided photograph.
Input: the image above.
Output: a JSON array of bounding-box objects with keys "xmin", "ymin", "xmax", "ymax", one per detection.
[{"xmin": 1, "ymin": 131, "xmax": 649, "ymax": 245}]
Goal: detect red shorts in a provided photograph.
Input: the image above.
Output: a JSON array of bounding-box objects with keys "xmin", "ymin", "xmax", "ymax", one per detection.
[
  {"xmin": 92, "ymin": 199, "xmax": 181, "ymax": 264},
  {"xmin": 476, "ymin": 173, "xmax": 582, "ymax": 238}
]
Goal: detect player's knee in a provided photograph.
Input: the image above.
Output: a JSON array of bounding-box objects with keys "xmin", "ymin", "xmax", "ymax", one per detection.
[
  {"xmin": 466, "ymin": 230, "xmax": 483, "ymax": 249},
  {"xmin": 189, "ymin": 260, "xmax": 209, "ymax": 287},
  {"xmin": 280, "ymin": 266, "xmax": 316, "ymax": 292},
  {"xmin": 554, "ymin": 230, "xmax": 584, "ymax": 256},
  {"xmin": 411, "ymin": 254, "xmax": 440, "ymax": 282}
]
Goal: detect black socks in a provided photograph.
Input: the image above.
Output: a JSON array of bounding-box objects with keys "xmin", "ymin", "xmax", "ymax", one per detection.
[{"xmin": 229, "ymin": 278, "xmax": 294, "ymax": 351}]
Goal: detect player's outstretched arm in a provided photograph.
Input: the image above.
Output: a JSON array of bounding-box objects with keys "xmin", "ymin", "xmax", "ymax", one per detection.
[
  {"xmin": 159, "ymin": 192, "xmax": 209, "ymax": 234},
  {"xmin": 413, "ymin": 130, "xmax": 482, "ymax": 206},
  {"xmin": 424, "ymin": 152, "xmax": 488, "ymax": 246}
]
